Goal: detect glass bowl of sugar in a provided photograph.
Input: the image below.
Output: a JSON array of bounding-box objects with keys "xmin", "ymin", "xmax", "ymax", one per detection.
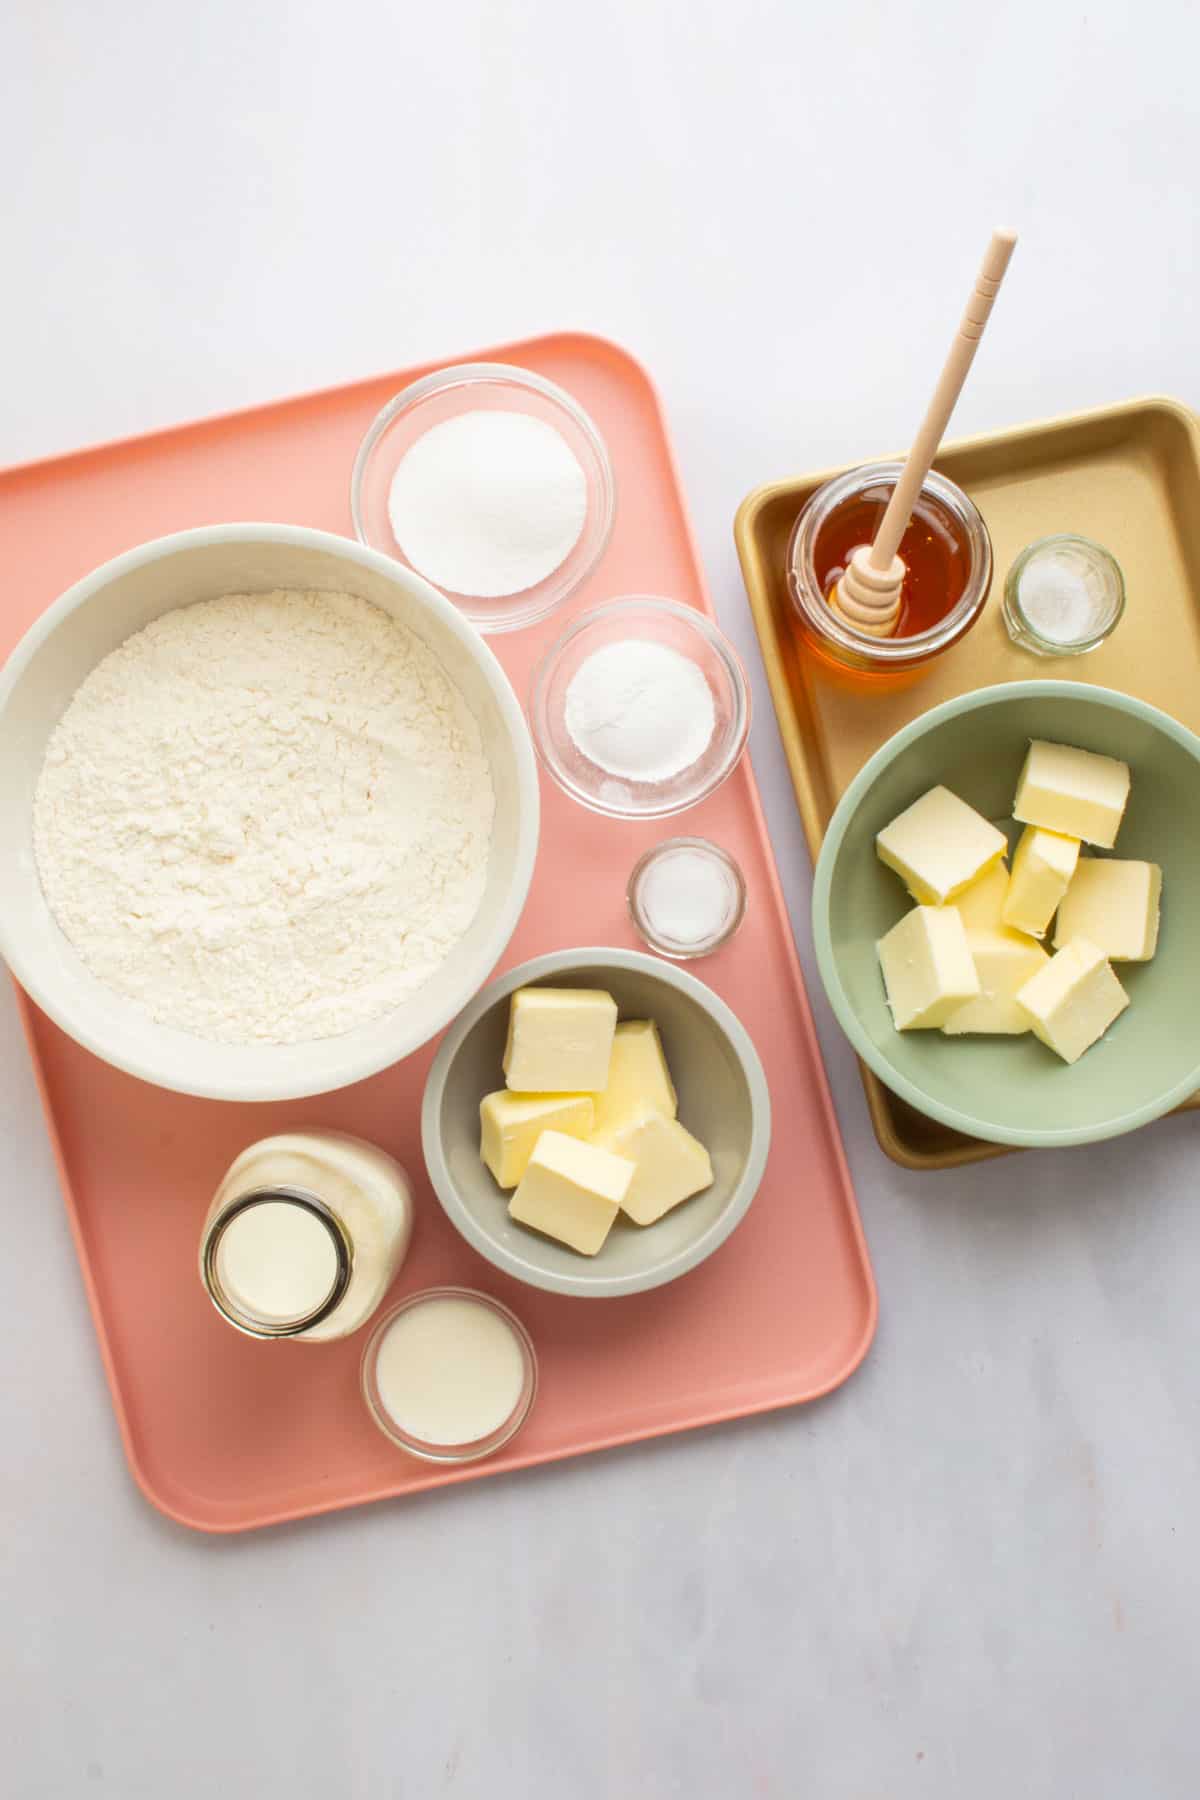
[
  {"xmin": 351, "ymin": 362, "xmax": 615, "ymax": 634},
  {"xmin": 529, "ymin": 596, "xmax": 752, "ymax": 819}
]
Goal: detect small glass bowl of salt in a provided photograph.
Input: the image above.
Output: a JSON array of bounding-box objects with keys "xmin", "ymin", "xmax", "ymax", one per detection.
[
  {"xmin": 529, "ymin": 596, "xmax": 751, "ymax": 819},
  {"xmin": 628, "ymin": 838, "xmax": 747, "ymax": 959},
  {"xmin": 1001, "ymin": 534, "xmax": 1125, "ymax": 657}
]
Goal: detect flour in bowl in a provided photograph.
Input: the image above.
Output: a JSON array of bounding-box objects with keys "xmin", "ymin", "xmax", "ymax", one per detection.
[{"xmin": 33, "ymin": 589, "xmax": 495, "ymax": 1045}]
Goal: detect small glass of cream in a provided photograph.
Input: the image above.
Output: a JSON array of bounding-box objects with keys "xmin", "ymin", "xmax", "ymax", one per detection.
[{"xmin": 361, "ymin": 1287, "xmax": 537, "ymax": 1463}]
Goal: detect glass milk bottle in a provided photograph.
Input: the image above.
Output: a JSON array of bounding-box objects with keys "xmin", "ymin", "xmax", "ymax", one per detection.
[{"xmin": 200, "ymin": 1131, "xmax": 413, "ymax": 1342}]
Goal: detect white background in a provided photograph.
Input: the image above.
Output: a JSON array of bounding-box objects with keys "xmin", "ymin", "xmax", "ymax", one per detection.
[{"xmin": 3, "ymin": 3, "xmax": 1198, "ymax": 1795}]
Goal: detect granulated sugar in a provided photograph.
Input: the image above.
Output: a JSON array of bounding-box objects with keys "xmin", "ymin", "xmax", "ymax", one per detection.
[{"xmin": 387, "ymin": 410, "xmax": 587, "ymax": 598}]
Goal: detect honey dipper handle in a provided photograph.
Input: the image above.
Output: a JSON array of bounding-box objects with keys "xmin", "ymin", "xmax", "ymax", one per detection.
[{"xmin": 868, "ymin": 228, "xmax": 1018, "ymax": 572}]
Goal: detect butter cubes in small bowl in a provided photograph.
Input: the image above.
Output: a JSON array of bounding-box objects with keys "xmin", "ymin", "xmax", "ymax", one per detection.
[
  {"xmin": 422, "ymin": 949, "xmax": 770, "ymax": 1297},
  {"xmin": 812, "ymin": 682, "xmax": 1200, "ymax": 1149}
]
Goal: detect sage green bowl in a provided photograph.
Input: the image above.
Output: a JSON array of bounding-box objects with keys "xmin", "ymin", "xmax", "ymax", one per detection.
[{"xmin": 812, "ymin": 682, "xmax": 1200, "ymax": 1149}]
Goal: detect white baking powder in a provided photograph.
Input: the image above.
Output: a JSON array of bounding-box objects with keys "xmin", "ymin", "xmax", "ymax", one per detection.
[
  {"xmin": 387, "ymin": 410, "xmax": 587, "ymax": 598},
  {"xmin": 33, "ymin": 589, "xmax": 494, "ymax": 1045},
  {"xmin": 564, "ymin": 639, "xmax": 716, "ymax": 782}
]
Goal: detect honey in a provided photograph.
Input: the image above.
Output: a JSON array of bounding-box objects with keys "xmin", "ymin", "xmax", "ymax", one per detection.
[
  {"xmin": 812, "ymin": 479, "xmax": 971, "ymax": 637},
  {"xmin": 787, "ymin": 462, "xmax": 992, "ymax": 677}
]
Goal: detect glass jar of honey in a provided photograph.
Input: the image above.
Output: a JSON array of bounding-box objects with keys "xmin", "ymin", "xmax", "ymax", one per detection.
[{"xmin": 787, "ymin": 462, "xmax": 992, "ymax": 676}]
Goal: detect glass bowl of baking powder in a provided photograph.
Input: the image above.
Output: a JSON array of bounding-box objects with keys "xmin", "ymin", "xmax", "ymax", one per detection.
[
  {"xmin": 529, "ymin": 597, "xmax": 751, "ymax": 819},
  {"xmin": 351, "ymin": 363, "xmax": 615, "ymax": 635}
]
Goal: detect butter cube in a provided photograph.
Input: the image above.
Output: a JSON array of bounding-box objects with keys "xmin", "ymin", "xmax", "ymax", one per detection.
[
  {"xmin": 942, "ymin": 926, "xmax": 1050, "ymax": 1035},
  {"xmin": 876, "ymin": 785, "xmax": 1007, "ymax": 904},
  {"xmin": 954, "ymin": 860, "xmax": 1011, "ymax": 932},
  {"xmin": 590, "ymin": 1019, "xmax": 678, "ymax": 1148},
  {"xmin": 503, "ymin": 987, "xmax": 617, "ymax": 1093},
  {"xmin": 508, "ymin": 1130, "xmax": 634, "ymax": 1256},
  {"xmin": 877, "ymin": 905, "xmax": 980, "ymax": 1030},
  {"xmin": 602, "ymin": 1110, "xmax": 713, "ymax": 1225},
  {"xmin": 1013, "ymin": 740, "xmax": 1130, "ymax": 848},
  {"xmin": 1054, "ymin": 858, "xmax": 1162, "ymax": 962},
  {"xmin": 1003, "ymin": 826, "xmax": 1081, "ymax": 938},
  {"xmin": 480, "ymin": 1091, "xmax": 595, "ymax": 1189},
  {"xmin": 1016, "ymin": 937, "xmax": 1130, "ymax": 1064}
]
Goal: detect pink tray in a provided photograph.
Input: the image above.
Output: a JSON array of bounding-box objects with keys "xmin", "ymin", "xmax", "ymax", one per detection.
[{"xmin": 0, "ymin": 332, "xmax": 876, "ymax": 1532}]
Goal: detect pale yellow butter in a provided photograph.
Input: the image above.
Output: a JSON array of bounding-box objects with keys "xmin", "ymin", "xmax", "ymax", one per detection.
[
  {"xmin": 503, "ymin": 987, "xmax": 617, "ymax": 1093},
  {"xmin": 1015, "ymin": 937, "xmax": 1130, "ymax": 1064},
  {"xmin": 877, "ymin": 905, "xmax": 980, "ymax": 1030},
  {"xmin": 479, "ymin": 1091, "xmax": 595, "ymax": 1189},
  {"xmin": 508, "ymin": 1129, "xmax": 634, "ymax": 1256},
  {"xmin": 1054, "ymin": 858, "xmax": 1162, "ymax": 962},
  {"xmin": 1013, "ymin": 740, "xmax": 1130, "ymax": 848},
  {"xmin": 1003, "ymin": 826, "xmax": 1080, "ymax": 938},
  {"xmin": 589, "ymin": 1019, "xmax": 678, "ymax": 1148},
  {"xmin": 942, "ymin": 926, "xmax": 1049, "ymax": 1035},
  {"xmin": 602, "ymin": 1110, "xmax": 713, "ymax": 1225},
  {"xmin": 954, "ymin": 860, "xmax": 1011, "ymax": 932},
  {"xmin": 875, "ymin": 785, "xmax": 1007, "ymax": 905}
]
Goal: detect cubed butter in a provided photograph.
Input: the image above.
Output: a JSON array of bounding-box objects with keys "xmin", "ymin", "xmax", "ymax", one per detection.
[
  {"xmin": 507, "ymin": 1130, "xmax": 634, "ymax": 1256},
  {"xmin": 942, "ymin": 926, "xmax": 1050, "ymax": 1035},
  {"xmin": 1054, "ymin": 858, "xmax": 1162, "ymax": 962},
  {"xmin": 602, "ymin": 1110, "xmax": 713, "ymax": 1226},
  {"xmin": 875, "ymin": 785, "xmax": 1007, "ymax": 904},
  {"xmin": 1002, "ymin": 826, "xmax": 1081, "ymax": 938},
  {"xmin": 503, "ymin": 987, "xmax": 617, "ymax": 1093},
  {"xmin": 1015, "ymin": 937, "xmax": 1130, "ymax": 1064},
  {"xmin": 589, "ymin": 1019, "xmax": 678, "ymax": 1147},
  {"xmin": 954, "ymin": 859, "xmax": 1011, "ymax": 932},
  {"xmin": 1013, "ymin": 740, "xmax": 1130, "ymax": 848},
  {"xmin": 877, "ymin": 905, "xmax": 980, "ymax": 1030},
  {"xmin": 479, "ymin": 1091, "xmax": 595, "ymax": 1189}
]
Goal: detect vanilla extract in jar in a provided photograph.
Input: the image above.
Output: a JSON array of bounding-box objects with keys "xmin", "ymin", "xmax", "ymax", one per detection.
[
  {"xmin": 787, "ymin": 462, "xmax": 992, "ymax": 678},
  {"xmin": 200, "ymin": 1131, "xmax": 413, "ymax": 1342}
]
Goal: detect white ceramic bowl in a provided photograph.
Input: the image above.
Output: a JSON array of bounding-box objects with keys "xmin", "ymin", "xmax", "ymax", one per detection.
[{"xmin": 0, "ymin": 525, "xmax": 540, "ymax": 1101}]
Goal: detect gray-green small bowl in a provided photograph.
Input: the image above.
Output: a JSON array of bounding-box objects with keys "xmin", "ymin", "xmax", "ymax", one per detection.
[
  {"xmin": 421, "ymin": 948, "xmax": 771, "ymax": 1297},
  {"xmin": 813, "ymin": 682, "xmax": 1200, "ymax": 1149}
]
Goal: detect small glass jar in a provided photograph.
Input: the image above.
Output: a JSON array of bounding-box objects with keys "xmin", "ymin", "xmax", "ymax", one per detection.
[
  {"xmin": 361, "ymin": 1287, "xmax": 537, "ymax": 1463},
  {"xmin": 1001, "ymin": 534, "xmax": 1125, "ymax": 656},
  {"xmin": 787, "ymin": 462, "xmax": 993, "ymax": 677},
  {"xmin": 627, "ymin": 837, "xmax": 746, "ymax": 959},
  {"xmin": 200, "ymin": 1131, "xmax": 413, "ymax": 1342}
]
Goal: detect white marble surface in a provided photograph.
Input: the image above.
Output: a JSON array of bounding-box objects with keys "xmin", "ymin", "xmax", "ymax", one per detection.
[{"xmin": 2, "ymin": 3, "xmax": 1198, "ymax": 1794}]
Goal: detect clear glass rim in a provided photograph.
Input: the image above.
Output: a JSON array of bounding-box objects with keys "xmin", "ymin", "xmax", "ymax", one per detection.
[
  {"xmin": 1002, "ymin": 533, "xmax": 1126, "ymax": 654},
  {"xmin": 201, "ymin": 1187, "xmax": 354, "ymax": 1340},
  {"xmin": 627, "ymin": 835, "xmax": 748, "ymax": 959},
  {"xmin": 360, "ymin": 1285, "xmax": 538, "ymax": 1464},
  {"xmin": 348, "ymin": 362, "xmax": 616, "ymax": 635},
  {"xmin": 786, "ymin": 462, "xmax": 993, "ymax": 667},
  {"xmin": 528, "ymin": 596, "xmax": 753, "ymax": 820}
]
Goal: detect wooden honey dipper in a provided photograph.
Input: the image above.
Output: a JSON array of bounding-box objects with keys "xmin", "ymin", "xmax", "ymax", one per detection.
[{"xmin": 832, "ymin": 228, "xmax": 1018, "ymax": 637}]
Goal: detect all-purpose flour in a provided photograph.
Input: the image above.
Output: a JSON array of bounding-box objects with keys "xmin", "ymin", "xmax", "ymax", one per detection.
[{"xmin": 33, "ymin": 589, "xmax": 495, "ymax": 1045}]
